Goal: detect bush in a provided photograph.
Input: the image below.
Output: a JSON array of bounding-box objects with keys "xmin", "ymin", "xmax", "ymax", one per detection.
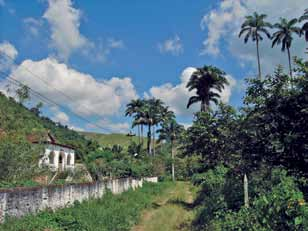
[
  {"xmin": 198, "ymin": 168, "xmax": 308, "ymax": 231},
  {"xmin": 0, "ymin": 182, "xmax": 172, "ymax": 231}
]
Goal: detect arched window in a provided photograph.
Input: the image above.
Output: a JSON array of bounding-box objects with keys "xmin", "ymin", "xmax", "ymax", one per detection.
[
  {"xmin": 59, "ymin": 151, "xmax": 65, "ymax": 164},
  {"xmin": 49, "ymin": 151, "xmax": 55, "ymax": 164},
  {"xmin": 67, "ymin": 154, "xmax": 71, "ymax": 165}
]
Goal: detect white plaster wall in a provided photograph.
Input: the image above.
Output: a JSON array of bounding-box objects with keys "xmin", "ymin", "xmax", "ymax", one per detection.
[
  {"xmin": 0, "ymin": 177, "xmax": 158, "ymax": 223},
  {"xmin": 39, "ymin": 145, "xmax": 75, "ymax": 171}
]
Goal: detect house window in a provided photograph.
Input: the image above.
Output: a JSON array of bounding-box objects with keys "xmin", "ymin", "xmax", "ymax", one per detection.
[
  {"xmin": 49, "ymin": 151, "xmax": 55, "ymax": 165},
  {"xmin": 67, "ymin": 154, "xmax": 71, "ymax": 165}
]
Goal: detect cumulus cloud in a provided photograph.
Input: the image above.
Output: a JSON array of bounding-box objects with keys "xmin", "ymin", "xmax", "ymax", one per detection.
[
  {"xmin": 147, "ymin": 67, "xmax": 236, "ymax": 116},
  {"xmin": 43, "ymin": 0, "xmax": 90, "ymax": 61},
  {"xmin": 158, "ymin": 35, "xmax": 183, "ymax": 56},
  {"xmin": 1, "ymin": 57, "xmax": 137, "ymax": 117},
  {"xmin": 180, "ymin": 122, "xmax": 192, "ymax": 129},
  {"xmin": 42, "ymin": 0, "xmax": 124, "ymax": 63},
  {"xmin": 89, "ymin": 38, "xmax": 125, "ymax": 63},
  {"xmin": 23, "ymin": 17, "xmax": 43, "ymax": 36},
  {"xmin": 52, "ymin": 111, "xmax": 70, "ymax": 124},
  {"xmin": 87, "ymin": 119, "xmax": 130, "ymax": 134},
  {"xmin": 200, "ymin": 0, "xmax": 307, "ymax": 74},
  {"xmin": 0, "ymin": 41, "xmax": 18, "ymax": 71}
]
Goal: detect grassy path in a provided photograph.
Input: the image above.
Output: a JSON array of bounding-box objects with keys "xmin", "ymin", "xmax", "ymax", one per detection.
[{"xmin": 132, "ymin": 181, "xmax": 197, "ymax": 231}]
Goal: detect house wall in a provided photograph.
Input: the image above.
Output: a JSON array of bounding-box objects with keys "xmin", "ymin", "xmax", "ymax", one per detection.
[
  {"xmin": 39, "ymin": 144, "xmax": 75, "ymax": 170},
  {"xmin": 0, "ymin": 177, "xmax": 158, "ymax": 223}
]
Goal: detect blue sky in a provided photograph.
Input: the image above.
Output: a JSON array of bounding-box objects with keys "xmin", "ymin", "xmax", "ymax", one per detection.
[{"xmin": 0, "ymin": 0, "xmax": 306, "ymax": 133}]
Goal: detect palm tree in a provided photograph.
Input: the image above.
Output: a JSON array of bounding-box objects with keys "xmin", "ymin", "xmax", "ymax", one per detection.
[
  {"xmin": 125, "ymin": 99, "xmax": 144, "ymax": 143},
  {"xmin": 299, "ymin": 9, "xmax": 308, "ymax": 53},
  {"xmin": 144, "ymin": 98, "xmax": 164, "ymax": 155},
  {"xmin": 186, "ymin": 65, "xmax": 229, "ymax": 112},
  {"xmin": 239, "ymin": 12, "xmax": 272, "ymax": 79},
  {"xmin": 157, "ymin": 119, "xmax": 184, "ymax": 181},
  {"xmin": 272, "ymin": 18, "xmax": 301, "ymax": 78}
]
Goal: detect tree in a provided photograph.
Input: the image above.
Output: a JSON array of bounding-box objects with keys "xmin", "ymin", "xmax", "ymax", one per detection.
[
  {"xmin": 15, "ymin": 84, "xmax": 30, "ymax": 104},
  {"xmin": 157, "ymin": 119, "xmax": 184, "ymax": 181},
  {"xmin": 143, "ymin": 98, "xmax": 165, "ymax": 155},
  {"xmin": 186, "ymin": 65, "xmax": 229, "ymax": 112},
  {"xmin": 272, "ymin": 18, "xmax": 301, "ymax": 78},
  {"xmin": 239, "ymin": 12, "xmax": 271, "ymax": 79},
  {"xmin": 30, "ymin": 102, "xmax": 43, "ymax": 116},
  {"xmin": 182, "ymin": 103, "xmax": 239, "ymax": 170},
  {"xmin": 125, "ymin": 99, "xmax": 144, "ymax": 144},
  {"xmin": 299, "ymin": 9, "xmax": 308, "ymax": 41}
]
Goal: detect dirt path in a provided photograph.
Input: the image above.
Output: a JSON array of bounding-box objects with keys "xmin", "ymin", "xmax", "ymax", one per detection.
[{"xmin": 132, "ymin": 181, "xmax": 196, "ymax": 231}]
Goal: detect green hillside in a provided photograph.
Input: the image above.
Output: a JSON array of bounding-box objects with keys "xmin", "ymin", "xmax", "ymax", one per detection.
[
  {"xmin": 80, "ymin": 132, "xmax": 143, "ymax": 148},
  {"xmin": 0, "ymin": 92, "xmax": 97, "ymax": 158},
  {"xmin": 0, "ymin": 92, "xmax": 100, "ymax": 187}
]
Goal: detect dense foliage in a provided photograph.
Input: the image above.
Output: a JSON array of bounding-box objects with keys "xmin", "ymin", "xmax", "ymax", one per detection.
[
  {"xmin": 84, "ymin": 143, "xmax": 168, "ymax": 179},
  {"xmin": 180, "ymin": 60, "xmax": 308, "ymax": 229},
  {"xmin": 0, "ymin": 93, "xmax": 100, "ymax": 186},
  {"xmin": 0, "ymin": 182, "xmax": 172, "ymax": 231}
]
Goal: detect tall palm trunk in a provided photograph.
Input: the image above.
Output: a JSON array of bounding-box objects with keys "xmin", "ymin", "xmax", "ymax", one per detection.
[
  {"xmin": 256, "ymin": 39, "xmax": 262, "ymax": 80},
  {"xmin": 141, "ymin": 124, "xmax": 144, "ymax": 144},
  {"xmin": 147, "ymin": 124, "xmax": 152, "ymax": 155},
  {"xmin": 201, "ymin": 99, "xmax": 206, "ymax": 112},
  {"xmin": 152, "ymin": 126, "xmax": 156, "ymax": 156},
  {"xmin": 138, "ymin": 124, "xmax": 141, "ymax": 144},
  {"xmin": 287, "ymin": 47, "xmax": 293, "ymax": 78},
  {"xmin": 171, "ymin": 139, "xmax": 175, "ymax": 182}
]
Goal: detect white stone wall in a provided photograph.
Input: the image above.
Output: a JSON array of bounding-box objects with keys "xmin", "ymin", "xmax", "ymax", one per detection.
[{"xmin": 0, "ymin": 177, "xmax": 158, "ymax": 223}]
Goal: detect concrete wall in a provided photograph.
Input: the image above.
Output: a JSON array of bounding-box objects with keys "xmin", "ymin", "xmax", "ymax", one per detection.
[{"xmin": 0, "ymin": 177, "xmax": 158, "ymax": 223}]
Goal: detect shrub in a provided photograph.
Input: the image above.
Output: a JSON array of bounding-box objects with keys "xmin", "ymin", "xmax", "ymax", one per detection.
[
  {"xmin": 202, "ymin": 168, "xmax": 308, "ymax": 231},
  {"xmin": 0, "ymin": 182, "xmax": 172, "ymax": 231}
]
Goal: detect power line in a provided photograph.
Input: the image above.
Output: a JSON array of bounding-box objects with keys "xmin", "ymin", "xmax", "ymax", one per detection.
[
  {"xmin": 0, "ymin": 70, "xmax": 108, "ymax": 132},
  {"xmin": 0, "ymin": 52, "xmax": 120, "ymax": 120}
]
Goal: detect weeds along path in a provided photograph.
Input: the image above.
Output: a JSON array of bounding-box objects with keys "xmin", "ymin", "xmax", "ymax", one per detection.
[{"xmin": 132, "ymin": 181, "xmax": 197, "ymax": 231}]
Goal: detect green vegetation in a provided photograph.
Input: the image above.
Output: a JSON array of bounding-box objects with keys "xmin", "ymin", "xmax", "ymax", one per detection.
[
  {"xmin": 186, "ymin": 65, "xmax": 229, "ymax": 111},
  {"xmin": 0, "ymin": 92, "xmax": 99, "ymax": 187},
  {"xmin": 125, "ymin": 98, "xmax": 175, "ymax": 155},
  {"xmin": 80, "ymin": 132, "xmax": 141, "ymax": 148},
  {"xmin": 179, "ymin": 58, "xmax": 308, "ymax": 230},
  {"xmin": 0, "ymin": 182, "xmax": 172, "ymax": 231}
]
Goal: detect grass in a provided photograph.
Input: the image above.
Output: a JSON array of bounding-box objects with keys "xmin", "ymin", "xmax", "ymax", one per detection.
[
  {"xmin": 0, "ymin": 182, "xmax": 173, "ymax": 231},
  {"xmin": 132, "ymin": 181, "xmax": 198, "ymax": 231},
  {"xmin": 80, "ymin": 132, "xmax": 143, "ymax": 148}
]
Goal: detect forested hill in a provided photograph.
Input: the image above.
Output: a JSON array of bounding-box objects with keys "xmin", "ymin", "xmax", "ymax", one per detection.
[
  {"xmin": 80, "ymin": 132, "xmax": 141, "ymax": 148},
  {"xmin": 0, "ymin": 92, "xmax": 97, "ymax": 158}
]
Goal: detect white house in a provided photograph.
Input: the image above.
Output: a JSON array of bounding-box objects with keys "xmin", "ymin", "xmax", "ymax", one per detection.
[{"xmin": 29, "ymin": 133, "xmax": 75, "ymax": 171}]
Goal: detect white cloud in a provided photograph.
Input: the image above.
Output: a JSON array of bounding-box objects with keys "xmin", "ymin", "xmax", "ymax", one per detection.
[
  {"xmin": 201, "ymin": 0, "xmax": 307, "ymax": 74},
  {"xmin": 89, "ymin": 38, "xmax": 125, "ymax": 63},
  {"xmin": 158, "ymin": 35, "xmax": 183, "ymax": 56},
  {"xmin": 219, "ymin": 75, "xmax": 236, "ymax": 103},
  {"xmin": 200, "ymin": 0, "xmax": 246, "ymax": 56},
  {"xmin": 0, "ymin": 41, "xmax": 18, "ymax": 71},
  {"xmin": 147, "ymin": 67, "xmax": 236, "ymax": 116},
  {"xmin": 43, "ymin": 0, "xmax": 89, "ymax": 61},
  {"xmin": 42, "ymin": 0, "xmax": 124, "ymax": 63},
  {"xmin": 180, "ymin": 122, "xmax": 192, "ymax": 129},
  {"xmin": 87, "ymin": 119, "xmax": 130, "ymax": 134},
  {"xmin": 70, "ymin": 125, "xmax": 84, "ymax": 132},
  {"xmin": 23, "ymin": 17, "xmax": 43, "ymax": 36},
  {"xmin": 108, "ymin": 38, "xmax": 124, "ymax": 49},
  {"xmin": 52, "ymin": 111, "xmax": 69, "ymax": 124},
  {"xmin": 2, "ymin": 57, "xmax": 137, "ymax": 117}
]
